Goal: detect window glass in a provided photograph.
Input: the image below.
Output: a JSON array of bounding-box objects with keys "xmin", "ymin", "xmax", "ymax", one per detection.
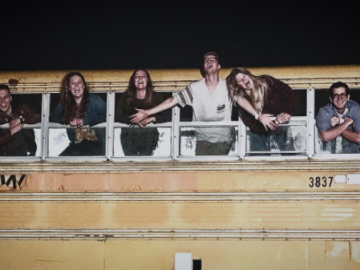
[
  {"xmin": 49, "ymin": 92, "xmax": 107, "ymax": 157},
  {"xmin": 179, "ymin": 126, "xmax": 238, "ymax": 156},
  {"xmin": 113, "ymin": 127, "xmax": 172, "ymax": 157},
  {"xmin": 245, "ymin": 122, "xmax": 307, "ymax": 156}
]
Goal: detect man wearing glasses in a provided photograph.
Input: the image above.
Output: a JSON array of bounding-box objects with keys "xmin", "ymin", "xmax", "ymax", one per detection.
[{"xmin": 316, "ymin": 81, "xmax": 360, "ymax": 153}]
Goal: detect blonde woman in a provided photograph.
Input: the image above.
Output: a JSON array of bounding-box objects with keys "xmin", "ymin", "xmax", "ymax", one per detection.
[{"xmin": 226, "ymin": 67, "xmax": 295, "ymax": 152}]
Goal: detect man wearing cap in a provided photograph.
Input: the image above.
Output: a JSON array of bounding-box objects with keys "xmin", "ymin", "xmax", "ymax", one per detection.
[
  {"xmin": 0, "ymin": 84, "xmax": 41, "ymax": 156},
  {"xmin": 316, "ymin": 81, "xmax": 360, "ymax": 153},
  {"xmin": 129, "ymin": 51, "xmax": 256, "ymax": 155}
]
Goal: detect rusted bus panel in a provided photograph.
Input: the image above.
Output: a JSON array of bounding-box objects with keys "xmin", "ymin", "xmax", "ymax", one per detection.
[
  {"xmin": 1, "ymin": 65, "xmax": 360, "ymax": 93},
  {"xmin": 0, "ymin": 169, "xmax": 359, "ymax": 192},
  {"xmin": 0, "ymin": 200, "xmax": 359, "ymax": 230},
  {"xmin": 0, "ymin": 240, "xmax": 360, "ymax": 270}
]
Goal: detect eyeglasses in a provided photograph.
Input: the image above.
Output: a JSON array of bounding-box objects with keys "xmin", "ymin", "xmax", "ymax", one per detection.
[{"xmin": 333, "ymin": 93, "xmax": 348, "ymax": 100}]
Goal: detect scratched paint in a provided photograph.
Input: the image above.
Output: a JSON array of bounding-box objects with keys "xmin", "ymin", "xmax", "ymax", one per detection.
[
  {"xmin": 321, "ymin": 208, "xmax": 355, "ymax": 221},
  {"xmin": 325, "ymin": 242, "xmax": 350, "ymax": 261},
  {"xmin": 351, "ymin": 242, "xmax": 360, "ymax": 263}
]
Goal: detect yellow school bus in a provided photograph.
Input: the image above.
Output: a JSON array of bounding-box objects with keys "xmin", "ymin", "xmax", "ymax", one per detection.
[{"xmin": 0, "ymin": 66, "xmax": 360, "ymax": 270}]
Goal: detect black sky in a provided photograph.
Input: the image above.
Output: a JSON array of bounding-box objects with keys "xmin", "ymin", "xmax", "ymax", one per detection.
[{"xmin": 2, "ymin": 7, "xmax": 360, "ymax": 71}]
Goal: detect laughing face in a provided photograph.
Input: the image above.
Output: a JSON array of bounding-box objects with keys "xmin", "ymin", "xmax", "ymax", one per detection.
[
  {"xmin": 0, "ymin": 89, "xmax": 11, "ymax": 115},
  {"xmin": 68, "ymin": 75, "xmax": 85, "ymax": 99},
  {"xmin": 203, "ymin": 54, "xmax": 220, "ymax": 73},
  {"xmin": 330, "ymin": 86, "xmax": 349, "ymax": 113},
  {"xmin": 134, "ymin": 70, "xmax": 148, "ymax": 91},
  {"xmin": 235, "ymin": 73, "xmax": 254, "ymax": 91}
]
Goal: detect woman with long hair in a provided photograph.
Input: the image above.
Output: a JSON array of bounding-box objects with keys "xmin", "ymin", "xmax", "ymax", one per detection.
[
  {"xmin": 50, "ymin": 71, "xmax": 106, "ymax": 156},
  {"xmin": 226, "ymin": 67, "xmax": 295, "ymax": 152},
  {"xmin": 115, "ymin": 69, "xmax": 170, "ymax": 156}
]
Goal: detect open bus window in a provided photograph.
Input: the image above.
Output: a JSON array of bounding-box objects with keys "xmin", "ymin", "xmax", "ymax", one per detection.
[
  {"xmin": 0, "ymin": 93, "xmax": 42, "ymax": 157},
  {"xmin": 179, "ymin": 125, "xmax": 238, "ymax": 156},
  {"xmin": 315, "ymin": 88, "xmax": 360, "ymax": 154},
  {"xmin": 242, "ymin": 89, "xmax": 307, "ymax": 157},
  {"xmin": 180, "ymin": 105, "xmax": 239, "ymax": 122},
  {"xmin": 48, "ymin": 127, "xmax": 106, "ymax": 156},
  {"xmin": 245, "ymin": 122, "xmax": 307, "ymax": 156},
  {"xmin": 48, "ymin": 92, "xmax": 107, "ymax": 157},
  {"xmin": 113, "ymin": 127, "xmax": 172, "ymax": 157},
  {"xmin": 114, "ymin": 92, "xmax": 173, "ymax": 123},
  {"xmin": 113, "ymin": 92, "xmax": 172, "ymax": 158}
]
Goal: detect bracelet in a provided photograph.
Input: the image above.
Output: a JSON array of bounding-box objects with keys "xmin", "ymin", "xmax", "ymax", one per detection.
[{"xmin": 254, "ymin": 112, "xmax": 261, "ymax": 120}]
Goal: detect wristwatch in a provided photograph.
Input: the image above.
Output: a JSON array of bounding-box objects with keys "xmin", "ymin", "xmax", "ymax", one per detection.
[
  {"xmin": 254, "ymin": 112, "xmax": 261, "ymax": 120},
  {"xmin": 19, "ymin": 115, "xmax": 25, "ymax": 124}
]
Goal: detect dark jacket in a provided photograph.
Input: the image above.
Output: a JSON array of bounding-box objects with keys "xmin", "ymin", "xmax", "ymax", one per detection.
[
  {"xmin": 0, "ymin": 103, "xmax": 41, "ymax": 156},
  {"xmin": 238, "ymin": 75, "xmax": 295, "ymax": 134}
]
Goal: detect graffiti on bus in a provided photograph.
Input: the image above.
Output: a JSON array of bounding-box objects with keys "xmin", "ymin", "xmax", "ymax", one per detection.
[{"xmin": 0, "ymin": 174, "xmax": 26, "ymax": 189}]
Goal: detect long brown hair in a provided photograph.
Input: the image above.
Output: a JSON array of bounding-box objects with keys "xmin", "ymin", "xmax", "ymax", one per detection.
[
  {"xmin": 60, "ymin": 71, "xmax": 89, "ymax": 124},
  {"xmin": 124, "ymin": 69, "xmax": 155, "ymax": 110},
  {"xmin": 226, "ymin": 67, "xmax": 269, "ymax": 112}
]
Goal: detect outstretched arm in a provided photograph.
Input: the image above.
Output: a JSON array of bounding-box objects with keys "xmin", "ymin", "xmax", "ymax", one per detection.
[
  {"xmin": 235, "ymin": 96, "xmax": 276, "ymax": 131},
  {"xmin": 130, "ymin": 96, "xmax": 178, "ymax": 124}
]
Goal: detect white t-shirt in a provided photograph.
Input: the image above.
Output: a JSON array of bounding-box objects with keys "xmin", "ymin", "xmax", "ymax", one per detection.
[{"xmin": 174, "ymin": 78, "xmax": 233, "ymax": 143}]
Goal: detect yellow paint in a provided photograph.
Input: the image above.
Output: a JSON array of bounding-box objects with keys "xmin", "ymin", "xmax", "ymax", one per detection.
[
  {"xmin": 9, "ymin": 171, "xmax": 359, "ymax": 192},
  {"xmin": 325, "ymin": 241, "xmax": 350, "ymax": 261},
  {"xmin": 351, "ymin": 242, "xmax": 360, "ymax": 263},
  {"xmin": 1, "ymin": 240, "xmax": 360, "ymax": 270},
  {"xmin": 1, "ymin": 201, "xmax": 360, "ymax": 230}
]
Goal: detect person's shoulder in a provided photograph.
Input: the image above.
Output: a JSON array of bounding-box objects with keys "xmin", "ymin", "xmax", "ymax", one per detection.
[
  {"xmin": 348, "ymin": 99, "xmax": 360, "ymax": 108},
  {"xmin": 261, "ymin": 75, "xmax": 281, "ymax": 84},
  {"xmin": 89, "ymin": 93, "xmax": 105, "ymax": 103},
  {"xmin": 316, "ymin": 103, "xmax": 332, "ymax": 116},
  {"xmin": 260, "ymin": 75, "xmax": 274, "ymax": 80},
  {"xmin": 89, "ymin": 93, "xmax": 101, "ymax": 99},
  {"xmin": 257, "ymin": 75, "xmax": 274, "ymax": 85},
  {"xmin": 153, "ymin": 91, "xmax": 162, "ymax": 97},
  {"xmin": 260, "ymin": 74, "xmax": 273, "ymax": 79},
  {"xmin": 189, "ymin": 78, "xmax": 205, "ymax": 87}
]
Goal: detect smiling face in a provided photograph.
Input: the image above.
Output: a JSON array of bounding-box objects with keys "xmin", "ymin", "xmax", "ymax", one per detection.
[
  {"xmin": 134, "ymin": 70, "xmax": 148, "ymax": 91},
  {"xmin": 0, "ymin": 89, "xmax": 11, "ymax": 114},
  {"xmin": 330, "ymin": 86, "xmax": 349, "ymax": 113},
  {"xmin": 235, "ymin": 73, "xmax": 254, "ymax": 91},
  {"xmin": 68, "ymin": 75, "xmax": 85, "ymax": 100},
  {"xmin": 203, "ymin": 54, "xmax": 220, "ymax": 74}
]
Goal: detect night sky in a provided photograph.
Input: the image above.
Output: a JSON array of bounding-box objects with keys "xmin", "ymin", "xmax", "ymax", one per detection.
[{"xmin": 2, "ymin": 7, "xmax": 359, "ymax": 71}]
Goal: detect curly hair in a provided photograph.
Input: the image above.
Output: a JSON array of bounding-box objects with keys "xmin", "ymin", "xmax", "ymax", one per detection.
[{"xmin": 60, "ymin": 71, "xmax": 89, "ymax": 124}]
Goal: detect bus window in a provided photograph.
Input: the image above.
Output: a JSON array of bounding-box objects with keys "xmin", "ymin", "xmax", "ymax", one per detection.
[
  {"xmin": 0, "ymin": 93, "xmax": 42, "ymax": 157},
  {"xmin": 48, "ymin": 92, "xmax": 107, "ymax": 157}
]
